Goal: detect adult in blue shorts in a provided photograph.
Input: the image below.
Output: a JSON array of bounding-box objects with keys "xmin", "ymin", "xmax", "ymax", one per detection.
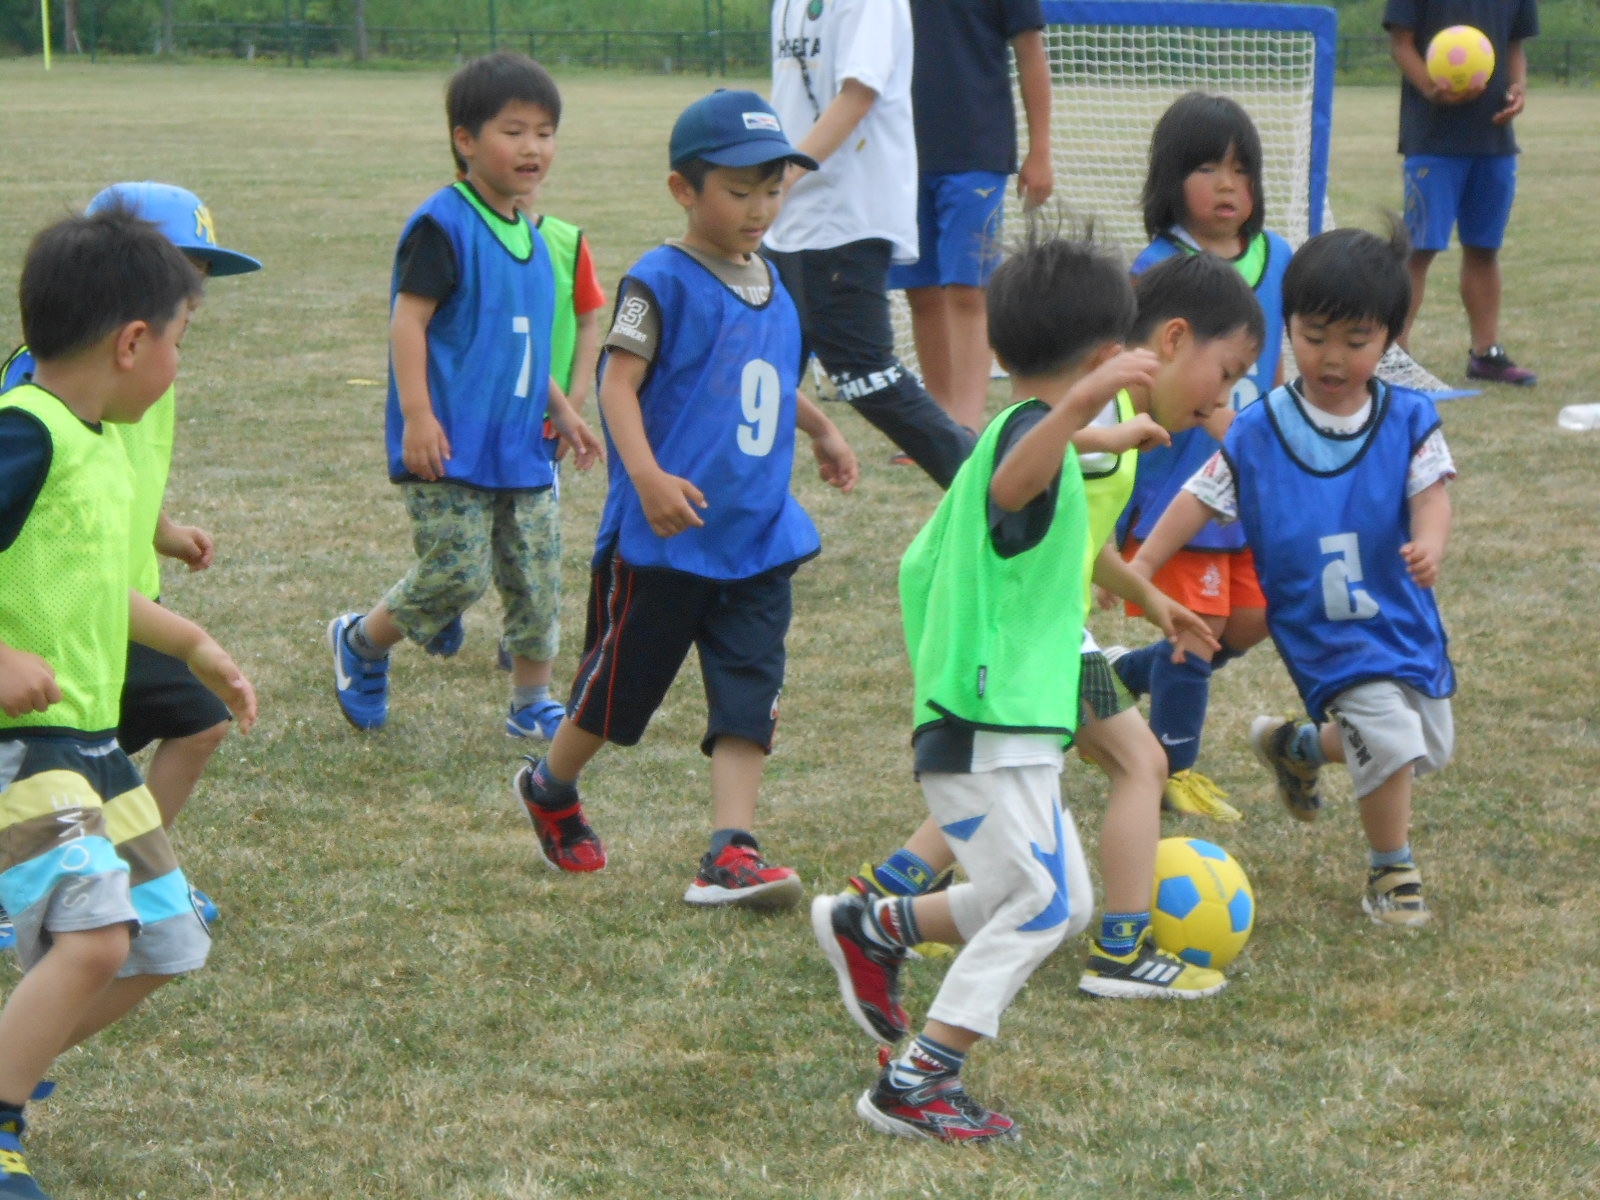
[
  {"xmin": 887, "ymin": 0, "xmax": 1054, "ymax": 434},
  {"xmin": 1385, "ymin": 0, "xmax": 1539, "ymax": 385}
]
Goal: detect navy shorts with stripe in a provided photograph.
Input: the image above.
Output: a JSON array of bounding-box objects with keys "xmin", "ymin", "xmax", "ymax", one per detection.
[{"xmin": 567, "ymin": 548, "xmax": 797, "ymax": 755}]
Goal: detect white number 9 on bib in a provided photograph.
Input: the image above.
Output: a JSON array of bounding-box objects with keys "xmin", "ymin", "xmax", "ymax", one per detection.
[{"xmin": 737, "ymin": 359, "xmax": 781, "ymax": 457}]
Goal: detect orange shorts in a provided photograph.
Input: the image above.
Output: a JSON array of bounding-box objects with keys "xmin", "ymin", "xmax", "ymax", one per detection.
[{"xmin": 1121, "ymin": 539, "xmax": 1266, "ymax": 619}]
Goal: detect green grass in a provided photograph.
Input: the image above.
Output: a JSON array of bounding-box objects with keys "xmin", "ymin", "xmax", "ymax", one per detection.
[{"xmin": 1, "ymin": 61, "xmax": 1599, "ymax": 1198}]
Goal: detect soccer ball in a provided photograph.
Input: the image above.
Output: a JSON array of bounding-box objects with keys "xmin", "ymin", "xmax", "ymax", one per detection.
[
  {"xmin": 1426, "ymin": 25, "xmax": 1495, "ymax": 96},
  {"xmin": 1150, "ymin": 837, "xmax": 1255, "ymax": 970}
]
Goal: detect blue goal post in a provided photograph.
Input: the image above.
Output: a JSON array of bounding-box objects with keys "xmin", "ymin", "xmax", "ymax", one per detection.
[{"xmin": 1026, "ymin": 1, "xmax": 1337, "ymax": 246}]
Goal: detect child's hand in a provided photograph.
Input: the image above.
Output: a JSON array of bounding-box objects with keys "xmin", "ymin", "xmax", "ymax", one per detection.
[
  {"xmin": 1433, "ymin": 78, "xmax": 1486, "ymax": 105},
  {"xmin": 1400, "ymin": 537, "xmax": 1444, "ymax": 588},
  {"xmin": 1070, "ymin": 349, "xmax": 1160, "ymax": 414},
  {"xmin": 0, "ymin": 645, "xmax": 62, "ymax": 717},
  {"xmin": 156, "ymin": 521, "xmax": 214, "ymax": 571},
  {"xmin": 810, "ymin": 427, "xmax": 858, "ymax": 494},
  {"xmin": 1106, "ymin": 414, "xmax": 1171, "ymax": 455},
  {"xmin": 1141, "ymin": 593, "xmax": 1222, "ymax": 661},
  {"xmin": 186, "ymin": 639, "xmax": 256, "ymax": 734},
  {"xmin": 402, "ymin": 413, "xmax": 452, "ymax": 481},
  {"xmin": 637, "ymin": 469, "xmax": 707, "ymax": 538},
  {"xmin": 557, "ymin": 417, "xmax": 606, "ymax": 471},
  {"xmin": 1492, "ymin": 81, "xmax": 1527, "ymax": 125}
]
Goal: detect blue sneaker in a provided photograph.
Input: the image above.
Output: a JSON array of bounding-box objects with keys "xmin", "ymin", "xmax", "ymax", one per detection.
[
  {"xmin": 190, "ymin": 886, "xmax": 219, "ymax": 924},
  {"xmin": 506, "ymin": 698, "xmax": 565, "ymax": 740},
  {"xmin": 327, "ymin": 613, "xmax": 389, "ymax": 730},
  {"xmin": 424, "ymin": 615, "xmax": 465, "ymax": 657},
  {"xmin": 0, "ymin": 1109, "xmax": 47, "ymax": 1198}
]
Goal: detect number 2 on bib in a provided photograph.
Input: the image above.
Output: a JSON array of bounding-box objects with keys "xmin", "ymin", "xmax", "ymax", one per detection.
[
  {"xmin": 737, "ymin": 359, "xmax": 780, "ymax": 457},
  {"xmin": 1320, "ymin": 533, "xmax": 1379, "ymax": 621}
]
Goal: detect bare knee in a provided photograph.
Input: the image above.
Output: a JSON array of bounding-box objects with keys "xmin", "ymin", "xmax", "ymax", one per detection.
[{"xmin": 51, "ymin": 924, "xmax": 132, "ymax": 986}]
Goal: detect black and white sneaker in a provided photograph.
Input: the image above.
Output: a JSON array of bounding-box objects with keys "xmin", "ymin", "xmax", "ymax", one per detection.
[{"xmin": 1078, "ymin": 930, "xmax": 1227, "ymax": 999}]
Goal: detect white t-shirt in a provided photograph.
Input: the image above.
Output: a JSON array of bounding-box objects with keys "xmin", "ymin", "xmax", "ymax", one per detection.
[
  {"xmin": 766, "ymin": 0, "xmax": 920, "ymax": 262},
  {"xmin": 1185, "ymin": 392, "xmax": 1456, "ymax": 521}
]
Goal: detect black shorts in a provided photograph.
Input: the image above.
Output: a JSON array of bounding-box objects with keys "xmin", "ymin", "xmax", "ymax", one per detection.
[
  {"xmin": 118, "ymin": 641, "xmax": 232, "ymax": 756},
  {"xmin": 567, "ymin": 551, "xmax": 796, "ymax": 755}
]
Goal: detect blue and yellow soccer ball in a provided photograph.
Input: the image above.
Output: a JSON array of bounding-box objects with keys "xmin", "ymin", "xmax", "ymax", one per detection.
[{"xmin": 1150, "ymin": 837, "xmax": 1255, "ymax": 970}]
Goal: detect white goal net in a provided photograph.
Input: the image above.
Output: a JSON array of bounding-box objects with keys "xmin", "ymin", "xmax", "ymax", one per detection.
[{"xmin": 885, "ymin": 0, "xmax": 1454, "ymax": 396}]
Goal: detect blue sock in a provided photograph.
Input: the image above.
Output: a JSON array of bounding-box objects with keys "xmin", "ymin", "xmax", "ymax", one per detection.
[
  {"xmin": 889, "ymin": 1035, "xmax": 965, "ymax": 1088},
  {"xmin": 1111, "ymin": 640, "xmax": 1164, "ymax": 696},
  {"xmin": 526, "ymin": 757, "xmax": 578, "ymax": 809},
  {"xmin": 512, "ymin": 684, "xmax": 551, "ymax": 710},
  {"xmin": 1371, "ymin": 843, "xmax": 1413, "ymax": 869},
  {"xmin": 1289, "ymin": 723, "xmax": 1327, "ymax": 766},
  {"xmin": 873, "ymin": 849, "xmax": 939, "ymax": 896},
  {"xmin": 709, "ymin": 828, "xmax": 756, "ymax": 855},
  {"xmin": 1148, "ymin": 651, "xmax": 1213, "ymax": 772},
  {"xmin": 1099, "ymin": 910, "xmax": 1149, "ymax": 956},
  {"xmin": 346, "ymin": 616, "xmax": 388, "ymax": 662},
  {"xmin": 1211, "ymin": 643, "xmax": 1246, "ymax": 670}
]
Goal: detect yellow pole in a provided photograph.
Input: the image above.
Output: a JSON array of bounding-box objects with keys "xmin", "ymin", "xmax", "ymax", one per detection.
[{"xmin": 41, "ymin": 0, "xmax": 51, "ymax": 69}]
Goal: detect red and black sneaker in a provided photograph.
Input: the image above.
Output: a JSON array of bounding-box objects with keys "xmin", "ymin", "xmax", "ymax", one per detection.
[
  {"xmin": 513, "ymin": 762, "xmax": 606, "ymax": 873},
  {"xmin": 682, "ymin": 842, "xmax": 803, "ymax": 910},
  {"xmin": 856, "ymin": 1066, "xmax": 1019, "ymax": 1144},
  {"xmin": 810, "ymin": 892, "xmax": 910, "ymax": 1044}
]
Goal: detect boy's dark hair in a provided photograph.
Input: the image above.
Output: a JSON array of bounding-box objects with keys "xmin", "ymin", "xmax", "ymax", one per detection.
[
  {"xmin": 674, "ymin": 156, "xmax": 788, "ymax": 193},
  {"xmin": 1281, "ymin": 216, "xmax": 1411, "ymax": 345},
  {"xmin": 20, "ymin": 207, "xmax": 204, "ymax": 362},
  {"xmin": 447, "ymin": 51, "xmax": 561, "ymax": 174},
  {"xmin": 1142, "ymin": 92, "xmax": 1266, "ymax": 242},
  {"xmin": 988, "ymin": 216, "xmax": 1135, "ymax": 376},
  {"xmin": 1130, "ymin": 251, "xmax": 1266, "ymax": 350}
]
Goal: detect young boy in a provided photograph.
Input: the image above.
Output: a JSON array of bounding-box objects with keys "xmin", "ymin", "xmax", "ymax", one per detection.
[
  {"xmin": 429, "ymin": 133, "xmax": 609, "ymax": 680},
  {"xmin": 3, "ymin": 182, "xmax": 261, "ymax": 931},
  {"xmin": 832, "ymin": 253, "xmax": 1265, "ymax": 1000},
  {"xmin": 513, "ymin": 89, "xmax": 858, "ymax": 908},
  {"xmin": 1131, "ymin": 223, "xmax": 1455, "ymax": 928},
  {"xmin": 811, "ymin": 230, "xmax": 1160, "ymax": 1144},
  {"xmin": 329, "ymin": 52, "xmax": 602, "ymax": 735},
  {"xmin": 0, "ymin": 208, "xmax": 257, "ymax": 1199}
]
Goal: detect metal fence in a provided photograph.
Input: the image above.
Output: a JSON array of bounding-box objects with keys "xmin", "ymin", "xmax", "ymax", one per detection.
[
  {"xmin": 1337, "ymin": 33, "xmax": 1600, "ymax": 83},
  {"xmin": 91, "ymin": 23, "xmax": 1600, "ymax": 83},
  {"xmin": 167, "ymin": 22, "xmax": 770, "ymax": 74}
]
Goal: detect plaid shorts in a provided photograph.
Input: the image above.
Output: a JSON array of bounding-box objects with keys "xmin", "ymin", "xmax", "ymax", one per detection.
[
  {"xmin": 383, "ymin": 481, "xmax": 561, "ymax": 660},
  {"xmin": 1079, "ymin": 649, "xmax": 1135, "ymax": 725}
]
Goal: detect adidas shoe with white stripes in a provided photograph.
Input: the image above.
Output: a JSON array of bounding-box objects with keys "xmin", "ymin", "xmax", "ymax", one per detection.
[{"xmin": 1078, "ymin": 929, "xmax": 1227, "ymax": 999}]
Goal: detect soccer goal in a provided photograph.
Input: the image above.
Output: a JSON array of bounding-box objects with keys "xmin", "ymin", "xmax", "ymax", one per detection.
[{"xmin": 886, "ymin": 0, "xmax": 1455, "ymax": 396}]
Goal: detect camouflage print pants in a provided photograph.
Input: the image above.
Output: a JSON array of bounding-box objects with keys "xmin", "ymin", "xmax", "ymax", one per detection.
[{"xmin": 383, "ymin": 482, "xmax": 561, "ymax": 661}]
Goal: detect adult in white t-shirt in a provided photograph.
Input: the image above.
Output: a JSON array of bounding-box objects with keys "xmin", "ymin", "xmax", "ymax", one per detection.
[{"xmin": 765, "ymin": 0, "xmax": 973, "ymax": 488}]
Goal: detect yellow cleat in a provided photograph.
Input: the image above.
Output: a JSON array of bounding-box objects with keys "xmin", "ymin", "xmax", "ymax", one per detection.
[{"xmin": 1161, "ymin": 770, "xmax": 1243, "ymax": 823}]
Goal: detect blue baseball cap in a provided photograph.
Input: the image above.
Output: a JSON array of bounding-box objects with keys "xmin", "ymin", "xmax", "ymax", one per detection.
[
  {"xmin": 85, "ymin": 181, "xmax": 262, "ymax": 277},
  {"xmin": 669, "ymin": 89, "xmax": 818, "ymax": 172}
]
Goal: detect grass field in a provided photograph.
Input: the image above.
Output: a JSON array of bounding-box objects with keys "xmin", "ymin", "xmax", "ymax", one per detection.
[{"xmin": 1, "ymin": 61, "xmax": 1598, "ymax": 1199}]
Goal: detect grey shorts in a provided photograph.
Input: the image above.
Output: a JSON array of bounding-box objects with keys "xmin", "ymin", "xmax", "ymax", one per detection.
[
  {"xmin": 1325, "ymin": 681, "xmax": 1454, "ymax": 800},
  {"xmin": 1079, "ymin": 649, "xmax": 1136, "ymax": 725}
]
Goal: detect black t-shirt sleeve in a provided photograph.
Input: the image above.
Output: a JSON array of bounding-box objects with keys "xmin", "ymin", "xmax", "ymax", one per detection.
[
  {"xmin": 1001, "ymin": 0, "xmax": 1045, "ymax": 38},
  {"xmin": 0, "ymin": 409, "xmax": 52, "ymax": 552},
  {"xmin": 393, "ymin": 216, "xmax": 458, "ymax": 302},
  {"xmin": 987, "ymin": 403, "xmax": 1060, "ymax": 559}
]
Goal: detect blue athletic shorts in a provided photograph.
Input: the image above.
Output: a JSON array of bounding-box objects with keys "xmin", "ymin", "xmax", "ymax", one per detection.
[
  {"xmin": 1403, "ymin": 154, "xmax": 1518, "ymax": 252},
  {"xmin": 887, "ymin": 171, "xmax": 1008, "ymax": 290}
]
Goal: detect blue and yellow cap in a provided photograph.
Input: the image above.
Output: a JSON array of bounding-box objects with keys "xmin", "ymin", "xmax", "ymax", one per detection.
[
  {"xmin": 669, "ymin": 89, "xmax": 817, "ymax": 172},
  {"xmin": 85, "ymin": 181, "xmax": 262, "ymax": 276}
]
